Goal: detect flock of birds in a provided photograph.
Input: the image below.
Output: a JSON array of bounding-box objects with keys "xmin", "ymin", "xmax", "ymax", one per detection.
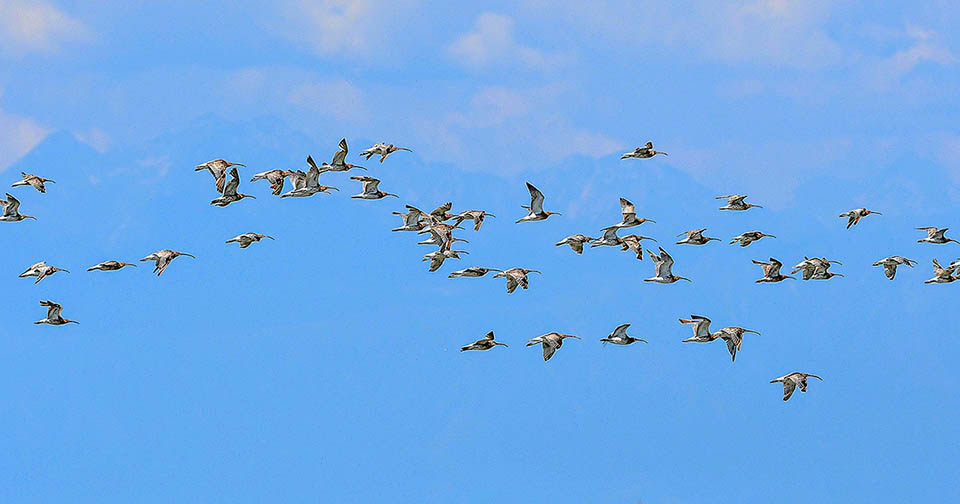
[{"xmin": 7, "ymin": 139, "xmax": 958, "ymax": 401}]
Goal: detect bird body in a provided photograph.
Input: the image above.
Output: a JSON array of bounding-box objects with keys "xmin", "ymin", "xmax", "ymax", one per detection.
[
  {"xmin": 226, "ymin": 233, "xmax": 274, "ymax": 248},
  {"xmin": 319, "ymin": 138, "xmax": 365, "ymax": 173},
  {"xmin": 601, "ymin": 323, "xmax": 647, "ymax": 345},
  {"xmin": 460, "ymin": 331, "xmax": 507, "ymax": 351},
  {"xmin": 676, "ymin": 228, "xmax": 719, "ymax": 245},
  {"xmin": 516, "ymin": 182, "xmax": 561, "ymax": 223},
  {"xmin": 770, "ymin": 372, "xmax": 822, "ymax": 401},
  {"xmin": 140, "ymin": 249, "xmax": 194, "ymax": 276},
  {"xmin": 872, "ymin": 256, "xmax": 916, "ymax": 280},
  {"xmin": 280, "ymin": 156, "xmax": 338, "ymax": 198},
  {"xmin": 454, "ymin": 209, "xmax": 495, "ymax": 231},
  {"xmin": 792, "ymin": 257, "xmax": 842, "ymax": 280},
  {"xmin": 87, "ymin": 260, "xmax": 136, "ymax": 272},
  {"xmin": 210, "ymin": 167, "xmax": 256, "ymax": 206},
  {"xmin": 359, "ymin": 142, "xmax": 411, "ymax": 163},
  {"xmin": 753, "ymin": 257, "xmax": 794, "ymax": 282},
  {"xmin": 925, "ymin": 259, "xmax": 959, "ymax": 284},
  {"xmin": 35, "ymin": 300, "xmax": 78, "ymax": 325},
  {"xmin": 493, "ymin": 268, "xmax": 541, "ymax": 293},
  {"xmin": 12, "ymin": 172, "xmax": 55, "ymax": 193},
  {"xmin": 423, "ymin": 249, "xmax": 467, "ymax": 272},
  {"xmin": 619, "ymin": 234, "xmax": 656, "ymax": 260},
  {"xmin": 916, "ymin": 227, "xmax": 959, "ymax": 244},
  {"xmin": 19, "ymin": 261, "xmax": 69, "ymax": 284},
  {"xmin": 680, "ymin": 315, "xmax": 717, "ymax": 343},
  {"xmin": 608, "ymin": 197, "xmax": 655, "ymax": 229},
  {"xmin": 717, "ymin": 327, "xmax": 760, "ymax": 362},
  {"xmin": 350, "ymin": 176, "xmax": 397, "ymax": 199},
  {"xmin": 448, "ymin": 267, "xmax": 501, "ymax": 278},
  {"xmin": 0, "ymin": 193, "xmax": 36, "ymax": 222},
  {"xmin": 555, "ymin": 234, "xmax": 595, "ymax": 254},
  {"xmin": 250, "ymin": 169, "xmax": 294, "ymax": 196},
  {"xmin": 645, "ymin": 247, "xmax": 690, "ymax": 283},
  {"xmin": 839, "ymin": 208, "xmax": 881, "ymax": 229},
  {"xmin": 717, "ymin": 194, "xmax": 762, "ymax": 211},
  {"xmin": 196, "ymin": 159, "xmax": 244, "ymax": 193},
  {"xmin": 730, "ymin": 231, "xmax": 775, "ymax": 247},
  {"xmin": 621, "ymin": 141, "xmax": 667, "ymax": 159},
  {"xmin": 526, "ymin": 332, "xmax": 580, "ymax": 361}
]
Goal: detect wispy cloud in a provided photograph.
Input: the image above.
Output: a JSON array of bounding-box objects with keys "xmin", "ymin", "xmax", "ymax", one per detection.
[
  {"xmin": 0, "ymin": 88, "xmax": 48, "ymax": 172},
  {"xmin": 287, "ymin": 79, "xmax": 368, "ymax": 122},
  {"xmin": 449, "ymin": 13, "xmax": 569, "ymax": 70},
  {"xmin": 872, "ymin": 26, "xmax": 955, "ymax": 85},
  {"xmin": 0, "ymin": 0, "xmax": 93, "ymax": 57},
  {"xmin": 280, "ymin": 0, "xmax": 419, "ymax": 57}
]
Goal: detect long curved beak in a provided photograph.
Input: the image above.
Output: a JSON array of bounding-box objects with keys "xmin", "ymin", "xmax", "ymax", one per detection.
[
  {"xmin": 527, "ymin": 270, "xmax": 542, "ymax": 274},
  {"xmin": 386, "ymin": 193, "xmax": 399, "ymax": 198},
  {"xmin": 808, "ymin": 374, "xmax": 823, "ymax": 381},
  {"xmin": 743, "ymin": 329, "xmax": 761, "ymax": 335},
  {"xmin": 180, "ymin": 253, "xmax": 196, "ymax": 259}
]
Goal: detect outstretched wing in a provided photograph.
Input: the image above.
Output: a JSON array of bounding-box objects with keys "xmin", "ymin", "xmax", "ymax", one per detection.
[{"xmin": 526, "ymin": 182, "xmax": 545, "ymax": 214}]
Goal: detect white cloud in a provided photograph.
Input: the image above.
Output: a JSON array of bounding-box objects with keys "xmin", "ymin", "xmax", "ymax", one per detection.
[
  {"xmin": 281, "ymin": 0, "xmax": 419, "ymax": 57},
  {"xmin": 449, "ymin": 13, "xmax": 568, "ymax": 70},
  {"xmin": 0, "ymin": 0, "xmax": 92, "ymax": 57},
  {"xmin": 0, "ymin": 89, "xmax": 48, "ymax": 172},
  {"xmin": 73, "ymin": 127, "xmax": 112, "ymax": 153}
]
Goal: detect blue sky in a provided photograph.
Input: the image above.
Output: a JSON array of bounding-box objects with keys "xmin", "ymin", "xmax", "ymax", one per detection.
[{"xmin": 1, "ymin": 1, "xmax": 959, "ymax": 502}]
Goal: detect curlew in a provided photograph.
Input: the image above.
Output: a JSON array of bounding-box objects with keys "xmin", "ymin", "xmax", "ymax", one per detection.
[
  {"xmin": 250, "ymin": 169, "xmax": 294, "ymax": 196},
  {"xmin": 87, "ymin": 260, "xmax": 136, "ymax": 272},
  {"xmin": 916, "ymin": 227, "xmax": 959, "ymax": 245},
  {"xmin": 516, "ymin": 182, "xmax": 561, "ymax": 223},
  {"xmin": 872, "ymin": 256, "xmax": 917, "ymax": 280},
  {"xmin": 620, "ymin": 141, "xmax": 667, "ymax": 159},
  {"xmin": 226, "ymin": 233, "xmax": 274, "ymax": 248},
  {"xmin": 925, "ymin": 259, "xmax": 958, "ymax": 284},
  {"xmin": 676, "ymin": 228, "xmax": 719, "ymax": 245},
  {"xmin": 680, "ymin": 315, "xmax": 718, "ymax": 343},
  {"xmin": 35, "ymin": 300, "xmax": 79, "ymax": 326},
  {"xmin": 359, "ymin": 142, "xmax": 412, "ymax": 163},
  {"xmin": 493, "ymin": 268, "xmax": 541, "ymax": 294},
  {"xmin": 12, "ymin": 172, "xmax": 55, "ymax": 193},
  {"xmin": 195, "ymin": 159, "xmax": 244, "ymax": 193},
  {"xmin": 460, "ymin": 331, "xmax": 508, "ymax": 352},
  {"xmin": 423, "ymin": 249, "xmax": 467, "ymax": 272},
  {"xmin": 730, "ymin": 231, "xmax": 775, "ymax": 247},
  {"xmin": 770, "ymin": 372, "xmax": 822, "ymax": 401},
  {"xmin": 1, "ymin": 193, "xmax": 37, "ymax": 222},
  {"xmin": 717, "ymin": 327, "xmax": 761, "ymax": 362},
  {"xmin": 448, "ymin": 267, "xmax": 502, "ymax": 278},
  {"xmin": 140, "ymin": 249, "xmax": 195, "ymax": 276},
  {"xmin": 644, "ymin": 247, "xmax": 690, "ymax": 283},
  {"xmin": 753, "ymin": 257, "xmax": 794, "ymax": 283},
  {"xmin": 19, "ymin": 261, "xmax": 69, "ymax": 284},
  {"xmin": 601, "ymin": 323, "xmax": 647, "ymax": 345},
  {"xmin": 319, "ymin": 138, "xmax": 365, "ymax": 173},
  {"xmin": 526, "ymin": 332, "xmax": 580, "ymax": 361},
  {"xmin": 717, "ymin": 194, "xmax": 762, "ymax": 211},
  {"xmin": 454, "ymin": 209, "xmax": 496, "ymax": 231},
  {"xmin": 839, "ymin": 208, "xmax": 881, "ymax": 229},
  {"xmin": 555, "ymin": 234, "xmax": 596, "ymax": 254},
  {"xmin": 210, "ymin": 167, "xmax": 256, "ymax": 206},
  {"xmin": 350, "ymin": 176, "xmax": 398, "ymax": 200},
  {"xmin": 608, "ymin": 197, "xmax": 655, "ymax": 229}
]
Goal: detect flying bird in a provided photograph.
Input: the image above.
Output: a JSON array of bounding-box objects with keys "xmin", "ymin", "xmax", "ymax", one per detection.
[
  {"xmin": 608, "ymin": 197, "xmax": 655, "ymax": 229},
  {"xmin": 516, "ymin": 182, "xmax": 561, "ymax": 223},
  {"xmin": 716, "ymin": 327, "xmax": 761, "ymax": 362},
  {"xmin": 195, "ymin": 159, "xmax": 244, "ymax": 193},
  {"xmin": 87, "ymin": 260, "xmax": 136, "ymax": 272},
  {"xmin": 770, "ymin": 372, "xmax": 822, "ymax": 401},
  {"xmin": 12, "ymin": 172, "xmax": 55, "ymax": 193},
  {"xmin": 925, "ymin": 259, "xmax": 958, "ymax": 284},
  {"xmin": 350, "ymin": 176, "xmax": 398, "ymax": 200},
  {"xmin": 19, "ymin": 261, "xmax": 69, "ymax": 284},
  {"xmin": 679, "ymin": 315, "xmax": 718, "ymax": 343},
  {"xmin": 0, "ymin": 193, "xmax": 36, "ymax": 222},
  {"xmin": 839, "ymin": 208, "xmax": 881, "ymax": 229},
  {"xmin": 916, "ymin": 227, "xmax": 959, "ymax": 245},
  {"xmin": 140, "ymin": 249, "xmax": 195, "ymax": 276},
  {"xmin": 730, "ymin": 231, "xmax": 775, "ymax": 247},
  {"xmin": 418, "ymin": 222, "xmax": 468, "ymax": 250},
  {"xmin": 619, "ymin": 235, "xmax": 657, "ymax": 260},
  {"xmin": 211, "ymin": 167, "xmax": 256, "ymax": 206},
  {"xmin": 526, "ymin": 332, "xmax": 580, "ymax": 361},
  {"xmin": 872, "ymin": 256, "xmax": 917, "ymax": 280},
  {"xmin": 280, "ymin": 156, "xmax": 338, "ymax": 198},
  {"xmin": 460, "ymin": 331, "xmax": 508, "ymax": 352},
  {"xmin": 792, "ymin": 257, "xmax": 842, "ymax": 280},
  {"xmin": 423, "ymin": 249, "xmax": 467, "ymax": 272},
  {"xmin": 226, "ymin": 233, "xmax": 274, "ymax": 248},
  {"xmin": 753, "ymin": 258, "xmax": 794, "ymax": 283},
  {"xmin": 601, "ymin": 323, "xmax": 647, "ymax": 345},
  {"xmin": 620, "ymin": 141, "xmax": 667, "ymax": 159},
  {"xmin": 250, "ymin": 169, "xmax": 294, "ymax": 196},
  {"xmin": 359, "ymin": 142, "xmax": 412, "ymax": 163},
  {"xmin": 676, "ymin": 228, "xmax": 719, "ymax": 245},
  {"xmin": 645, "ymin": 247, "xmax": 690, "ymax": 283},
  {"xmin": 454, "ymin": 209, "xmax": 496, "ymax": 231},
  {"xmin": 35, "ymin": 300, "xmax": 79, "ymax": 326},
  {"xmin": 392, "ymin": 205, "xmax": 427, "ymax": 232},
  {"xmin": 717, "ymin": 194, "xmax": 762, "ymax": 211},
  {"xmin": 555, "ymin": 234, "xmax": 596, "ymax": 254},
  {"xmin": 319, "ymin": 138, "xmax": 365, "ymax": 173},
  {"xmin": 448, "ymin": 267, "xmax": 502, "ymax": 278},
  {"xmin": 493, "ymin": 268, "xmax": 541, "ymax": 293},
  {"xmin": 591, "ymin": 227, "xmax": 624, "ymax": 248}
]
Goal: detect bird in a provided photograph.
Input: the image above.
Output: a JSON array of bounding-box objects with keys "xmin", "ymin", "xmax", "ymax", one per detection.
[
  {"xmin": 19, "ymin": 261, "xmax": 69, "ymax": 284},
  {"xmin": 916, "ymin": 227, "xmax": 959, "ymax": 244},
  {"xmin": 359, "ymin": 142, "xmax": 412, "ymax": 163},
  {"xmin": 140, "ymin": 249, "xmax": 195, "ymax": 276},
  {"xmin": 35, "ymin": 300, "xmax": 79, "ymax": 326},
  {"xmin": 619, "ymin": 235, "xmax": 657, "ymax": 260},
  {"xmin": 608, "ymin": 197, "xmax": 655, "ymax": 229},
  {"xmin": 716, "ymin": 327, "xmax": 761, "ymax": 362},
  {"xmin": 729, "ymin": 231, "xmax": 775, "ymax": 247},
  {"xmin": 250, "ymin": 169, "xmax": 295, "ymax": 196},
  {"xmin": 555, "ymin": 234, "xmax": 596, "ymax": 254},
  {"xmin": 0, "ymin": 193, "xmax": 37, "ymax": 222},
  {"xmin": 448, "ymin": 267, "xmax": 502, "ymax": 278},
  {"xmin": 753, "ymin": 258, "xmax": 794, "ymax": 283},
  {"xmin": 839, "ymin": 208, "xmax": 881, "ymax": 229},
  {"xmin": 454, "ymin": 209, "xmax": 496, "ymax": 231},
  {"xmin": 601, "ymin": 323, "xmax": 647, "ymax": 345},
  {"xmin": 460, "ymin": 331, "xmax": 508, "ymax": 352},
  {"xmin": 417, "ymin": 222, "xmax": 468, "ymax": 250},
  {"xmin": 493, "ymin": 268, "xmax": 541, "ymax": 293},
  {"xmin": 280, "ymin": 156, "xmax": 339, "ymax": 198},
  {"xmin": 644, "ymin": 247, "xmax": 690, "ymax": 284},
  {"xmin": 872, "ymin": 256, "xmax": 917, "ymax": 280},
  {"xmin": 423, "ymin": 249, "xmax": 467, "ymax": 272},
  {"xmin": 87, "ymin": 260, "xmax": 136, "ymax": 272},
  {"xmin": 591, "ymin": 227, "xmax": 624, "ymax": 248},
  {"xmin": 319, "ymin": 138, "xmax": 365, "ymax": 173},
  {"xmin": 792, "ymin": 257, "xmax": 842, "ymax": 280},
  {"xmin": 620, "ymin": 141, "xmax": 667, "ymax": 159},
  {"xmin": 226, "ymin": 233, "xmax": 274, "ymax": 248},
  {"xmin": 195, "ymin": 159, "xmax": 244, "ymax": 193},
  {"xmin": 210, "ymin": 167, "xmax": 256, "ymax": 206},
  {"xmin": 516, "ymin": 182, "xmax": 561, "ymax": 223},
  {"xmin": 350, "ymin": 176, "xmax": 398, "ymax": 200},
  {"xmin": 717, "ymin": 194, "xmax": 762, "ymax": 211},
  {"xmin": 391, "ymin": 206, "xmax": 427, "ymax": 232},
  {"xmin": 12, "ymin": 172, "xmax": 55, "ymax": 193},
  {"xmin": 526, "ymin": 332, "xmax": 580, "ymax": 361},
  {"xmin": 428, "ymin": 202, "xmax": 457, "ymax": 222},
  {"xmin": 770, "ymin": 372, "xmax": 822, "ymax": 401},
  {"xmin": 676, "ymin": 228, "xmax": 719, "ymax": 245},
  {"xmin": 925, "ymin": 259, "xmax": 958, "ymax": 284},
  {"xmin": 679, "ymin": 315, "xmax": 718, "ymax": 343}
]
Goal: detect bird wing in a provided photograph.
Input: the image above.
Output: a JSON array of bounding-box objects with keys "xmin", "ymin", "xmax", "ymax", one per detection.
[
  {"xmin": 656, "ymin": 248, "xmax": 674, "ymax": 277},
  {"xmin": 306, "ymin": 155, "xmax": 319, "ymax": 171},
  {"xmin": 46, "ymin": 301, "xmax": 63, "ymax": 319},
  {"xmin": 363, "ymin": 178, "xmax": 382, "ymax": 195},
  {"xmin": 612, "ymin": 323, "xmax": 630, "ymax": 338},
  {"xmin": 4, "ymin": 193, "xmax": 21, "ymax": 216},
  {"xmin": 526, "ymin": 182, "xmax": 545, "ymax": 214},
  {"xmin": 505, "ymin": 274, "xmax": 519, "ymax": 293},
  {"xmin": 619, "ymin": 197, "xmax": 635, "ymax": 216},
  {"xmin": 542, "ymin": 339, "xmax": 558, "ymax": 361},
  {"xmin": 781, "ymin": 380, "xmax": 797, "ymax": 401},
  {"xmin": 883, "ymin": 263, "xmax": 897, "ymax": 280},
  {"xmin": 222, "ymin": 167, "xmax": 240, "ymax": 196},
  {"xmin": 331, "ymin": 139, "xmax": 348, "ymax": 165}
]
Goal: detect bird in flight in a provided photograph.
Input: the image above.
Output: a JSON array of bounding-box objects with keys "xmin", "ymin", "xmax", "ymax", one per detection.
[
  {"xmin": 35, "ymin": 300, "xmax": 79, "ymax": 326},
  {"xmin": 359, "ymin": 142, "xmax": 412, "ymax": 163},
  {"xmin": 717, "ymin": 194, "xmax": 762, "ymax": 211},
  {"xmin": 601, "ymin": 323, "xmax": 647, "ymax": 345},
  {"xmin": 526, "ymin": 332, "xmax": 580, "ymax": 361},
  {"xmin": 140, "ymin": 249, "xmax": 195, "ymax": 276},
  {"xmin": 839, "ymin": 208, "xmax": 881, "ymax": 229},
  {"xmin": 12, "ymin": 172, "xmax": 56, "ymax": 193},
  {"xmin": 460, "ymin": 331, "xmax": 508, "ymax": 352},
  {"xmin": 516, "ymin": 182, "xmax": 561, "ymax": 223},
  {"xmin": 770, "ymin": 372, "xmax": 822, "ymax": 401},
  {"xmin": 195, "ymin": 159, "xmax": 244, "ymax": 193},
  {"xmin": 621, "ymin": 141, "xmax": 667, "ymax": 159},
  {"xmin": 872, "ymin": 256, "xmax": 916, "ymax": 280}
]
